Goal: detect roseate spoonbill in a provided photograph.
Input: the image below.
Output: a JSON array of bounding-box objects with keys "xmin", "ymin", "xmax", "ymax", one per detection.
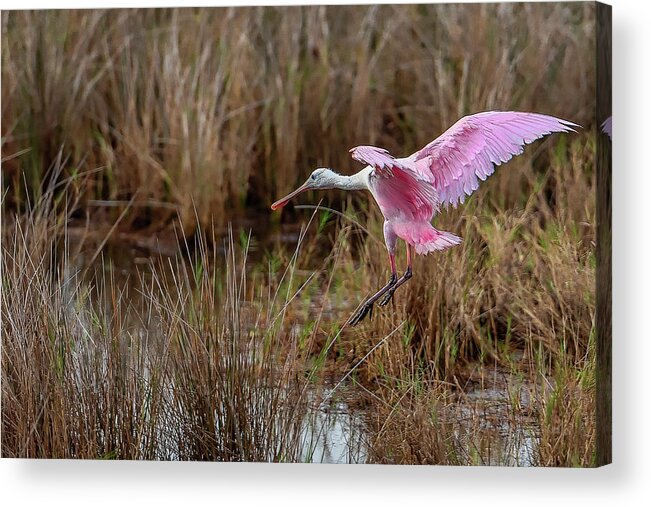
[{"xmin": 271, "ymin": 111, "xmax": 578, "ymax": 325}]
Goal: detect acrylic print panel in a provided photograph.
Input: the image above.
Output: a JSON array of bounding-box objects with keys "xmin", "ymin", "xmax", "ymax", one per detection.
[{"xmin": 1, "ymin": 2, "xmax": 611, "ymax": 466}]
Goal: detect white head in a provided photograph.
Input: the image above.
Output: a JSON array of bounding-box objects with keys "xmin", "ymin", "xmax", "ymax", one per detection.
[{"xmin": 271, "ymin": 168, "xmax": 339, "ymax": 210}]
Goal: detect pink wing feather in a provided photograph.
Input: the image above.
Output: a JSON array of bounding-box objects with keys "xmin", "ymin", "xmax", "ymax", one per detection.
[
  {"xmin": 408, "ymin": 111, "xmax": 579, "ymax": 206},
  {"xmin": 350, "ymin": 145, "xmax": 414, "ymax": 175},
  {"xmin": 349, "ymin": 145, "xmax": 439, "ymax": 222}
]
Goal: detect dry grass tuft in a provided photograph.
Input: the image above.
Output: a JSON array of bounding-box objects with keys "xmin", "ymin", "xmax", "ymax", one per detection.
[{"xmin": 1, "ymin": 192, "xmax": 332, "ymax": 460}]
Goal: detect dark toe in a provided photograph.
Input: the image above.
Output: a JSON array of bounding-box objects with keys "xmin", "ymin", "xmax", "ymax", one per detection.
[
  {"xmin": 350, "ymin": 304, "xmax": 372, "ymax": 326},
  {"xmin": 378, "ymin": 292, "xmax": 393, "ymax": 307}
]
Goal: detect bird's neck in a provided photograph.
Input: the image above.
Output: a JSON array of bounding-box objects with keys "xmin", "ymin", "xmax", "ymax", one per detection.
[{"xmin": 334, "ymin": 167, "xmax": 371, "ymax": 191}]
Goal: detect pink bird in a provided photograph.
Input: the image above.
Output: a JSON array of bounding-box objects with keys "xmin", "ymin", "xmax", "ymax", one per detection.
[{"xmin": 271, "ymin": 111, "xmax": 578, "ymax": 325}]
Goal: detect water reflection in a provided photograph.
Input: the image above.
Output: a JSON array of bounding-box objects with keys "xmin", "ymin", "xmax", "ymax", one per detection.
[
  {"xmin": 301, "ymin": 389, "xmax": 367, "ymax": 464},
  {"xmin": 442, "ymin": 368, "xmax": 542, "ymax": 466}
]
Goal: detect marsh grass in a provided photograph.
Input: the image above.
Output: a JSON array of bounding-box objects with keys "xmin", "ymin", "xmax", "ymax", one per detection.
[
  {"xmin": 360, "ymin": 342, "xmax": 595, "ymax": 466},
  {"xmin": 2, "ymin": 4, "xmax": 595, "ymax": 233},
  {"xmin": 2, "ymin": 3, "xmax": 597, "ymax": 465},
  {"xmin": 291, "ymin": 133, "xmax": 596, "ymax": 465},
  {"xmin": 1, "ymin": 168, "xmax": 596, "ymax": 464},
  {"xmin": 0, "ymin": 189, "xmax": 345, "ymax": 460},
  {"xmin": 1, "ymin": 167, "xmax": 596, "ymax": 464}
]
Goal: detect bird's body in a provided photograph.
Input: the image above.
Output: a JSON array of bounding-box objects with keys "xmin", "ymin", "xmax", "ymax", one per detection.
[{"xmin": 272, "ymin": 111, "xmax": 578, "ymax": 325}]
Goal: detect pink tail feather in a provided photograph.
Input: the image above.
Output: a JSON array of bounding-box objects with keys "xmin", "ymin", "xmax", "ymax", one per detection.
[{"xmin": 393, "ymin": 222, "xmax": 462, "ymax": 255}]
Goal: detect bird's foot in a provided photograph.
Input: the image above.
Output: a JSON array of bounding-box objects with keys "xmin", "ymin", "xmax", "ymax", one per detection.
[
  {"xmin": 378, "ymin": 290, "xmax": 395, "ymax": 307},
  {"xmin": 350, "ymin": 302, "xmax": 374, "ymax": 326}
]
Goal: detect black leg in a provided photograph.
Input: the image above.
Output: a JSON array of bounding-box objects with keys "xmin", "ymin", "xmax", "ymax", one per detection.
[
  {"xmin": 350, "ymin": 273, "xmax": 398, "ymax": 326},
  {"xmin": 378, "ymin": 267, "xmax": 412, "ymax": 306}
]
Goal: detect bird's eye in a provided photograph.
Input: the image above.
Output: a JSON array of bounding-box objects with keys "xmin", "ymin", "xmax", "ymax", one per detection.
[{"xmin": 311, "ymin": 174, "xmax": 317, "ymax": 180}]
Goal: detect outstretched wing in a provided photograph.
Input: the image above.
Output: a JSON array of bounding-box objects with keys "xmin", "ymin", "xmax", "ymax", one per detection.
[
  {"xmin": 349, "ymin": 145, "xmax": 439, "ymax": 222},
  {"xmin": 408, "ymin": 111, "xmax": 579, "ymax": 206}
]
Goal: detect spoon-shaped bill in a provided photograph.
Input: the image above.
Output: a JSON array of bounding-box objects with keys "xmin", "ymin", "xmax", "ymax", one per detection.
[{"xmin": 271, "ymin": 181, "xmax": 311, "ymax": 210}]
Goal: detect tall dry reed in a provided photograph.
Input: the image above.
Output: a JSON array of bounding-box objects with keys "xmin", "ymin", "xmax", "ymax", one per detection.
[
  {"xmin": 1, "ymin": 188, "xmax": 338, "ymax": 460},
  {"xmin": 2, "ymin": 4, "xmax": 595, "ymax": 234}
]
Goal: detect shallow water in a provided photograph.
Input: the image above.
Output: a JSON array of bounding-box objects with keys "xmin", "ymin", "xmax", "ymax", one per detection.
[
  {"xmin": 300, "ymin": 378, "xmax": 540, "ymax": 466},
  {"xmin": 452, "ymin": 381, "xmax": 539, "ymax": 466},
  {"xmin": 301, "ymin": 389, "xmax": 367, "ymax": 464}
]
